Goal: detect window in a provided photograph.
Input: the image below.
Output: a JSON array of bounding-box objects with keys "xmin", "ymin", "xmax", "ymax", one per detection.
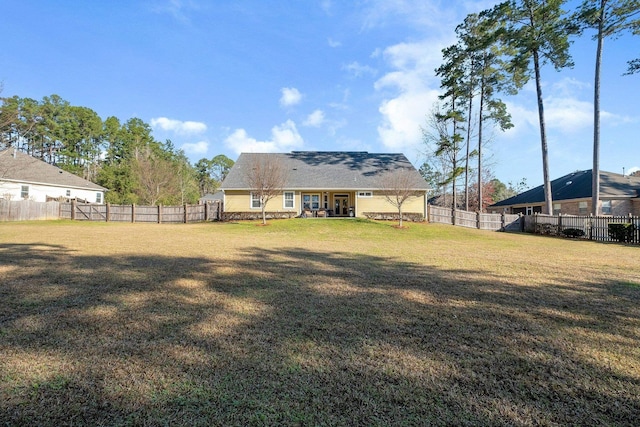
[
  {"xmin": 302, "ymin": 194, "xmax": 320, "ymax": 210},
  {"xmin": 578, "ymin": 201, "xmax": 588, "ymax": 214},
  {"xmin": 21, "ymin": 185, "xmax": 29, "ymax": 199},
  {"xmin": 283, "ymin": 191, "xmax": 294, "ymax": 209},
  {"xmin": 553, "ymin": 203, "xmax": 561, "ymax": 215},
  {"xmin": 251, "ymin": 193, "xmax": 261, "ymax": 209},
  {"xmin": 601, "ymin": 200, "xmax": 612, "ymax": 215},
  {"xmin": 66, "ymin": 189, "xmax": 71, "ymax": 197},
  {"xmin": 357, "ymin": 191, "xmax": 373, "ymax": 198},
  {"xmin": 96, "ymin": 192, "xmax": 102, "ymax": 204}
]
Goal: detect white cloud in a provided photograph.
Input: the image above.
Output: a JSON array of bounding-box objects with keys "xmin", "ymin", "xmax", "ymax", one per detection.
[
  {"xmin": 374, "ymin": 40, "xmax": 445, "ymax": 151},
  {"xmin": 545, "ymin": 96, "xmax": 593, "ymax": 134},
  {"xmin": 378, "ymin": 90, "xmax": 440, "ymax": 150},
  {"xmin": 344, "ymin": 61, "xmax": 377, "ymax": 78},
  {"xmin": 151, "ymin": 0, "xmax": 199, "ymax": 24},
  {"xmin": 224, "ymin": 120, "xmax": 304, "ymax": 154},
  {"xmin": 303, "ymin": 110, "xmax": 326, "ymax": 127},
  {"xmin": 328, "ymin": 37, "xmax": 342, "ymax": 48},
  {"xmin": 150, "ymin": 117, "xmax": 207, "ymax": 135},
  {"xmin": 181, "ymin": 140, "xmax": 209, "ymax": 155},
  {"xmin": 280, "ymin": 87, "xmax": 303, "ymax": 107},
  {"xmin": 320, "ymin": 0, "xmax": 333, "ymax": 14}
]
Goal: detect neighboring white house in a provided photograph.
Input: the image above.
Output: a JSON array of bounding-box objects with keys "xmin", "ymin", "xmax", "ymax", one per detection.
[{"xmin": 0, "ymin": 148, "xmax": 106, "ymax": 203}]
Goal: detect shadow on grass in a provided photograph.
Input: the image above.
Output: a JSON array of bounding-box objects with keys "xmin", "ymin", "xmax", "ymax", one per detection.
[{"xmin": 1, "ymin": 242, "xmax": 639, "ymax": 426}]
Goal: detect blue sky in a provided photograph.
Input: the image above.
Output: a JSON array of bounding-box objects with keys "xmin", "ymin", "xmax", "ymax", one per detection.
[{"xmin": 2, "ymin": 0, "xmax": 639, "ymax": 188}]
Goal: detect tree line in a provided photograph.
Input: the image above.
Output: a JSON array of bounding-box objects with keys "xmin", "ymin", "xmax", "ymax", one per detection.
[
  {"xmin": 422, "ymin": 0, "xmax": 639, "ymax": 214},
  {"xmin": 0, "ymin": 93, "xmax": 233, "ymax": 205}
]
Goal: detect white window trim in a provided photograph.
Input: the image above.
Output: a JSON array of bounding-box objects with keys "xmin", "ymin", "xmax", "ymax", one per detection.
[
  {"xmin": 283, "ymin": 191, "xmax": 295, "ymax": 209},
  {"xmin": 357, "ymin": 191, "xmax": 373, "ymax": 198},
  {"xmin": 250, "ymin": 192, "xmax": 261, "ymax": 209}
]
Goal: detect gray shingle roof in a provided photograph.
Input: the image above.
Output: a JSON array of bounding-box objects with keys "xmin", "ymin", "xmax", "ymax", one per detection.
[
  {"xmin": 220, "ymin": 151, "xmax": 429, "ymax": 191},
  {"xmin": 0, "ymin": 149, "xmax": 107, "ymax": 191},
  {"xmin": 491, "ymin": 169, "xmax": 640, "ymax": 207}
]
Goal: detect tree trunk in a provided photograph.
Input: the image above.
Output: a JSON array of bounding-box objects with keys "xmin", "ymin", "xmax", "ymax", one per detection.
[
  {"xmin": 465, "ymin": 90, "xmax": 474, "ymax": 211},
  {"xmin": 478, "ymin": 68, "xmax": 485, "ymax": 213},
  {"xmin": 533, "ymin": 49, "xmax": 553, "ymax": 215},
  {"xmin": 592, "ymin": 1, "xmax": 605, "ymax": 216}
]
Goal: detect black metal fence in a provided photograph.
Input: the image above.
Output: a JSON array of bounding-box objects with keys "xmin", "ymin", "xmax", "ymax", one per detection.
[{"xmin": 524, "ymin": 213, "xmax": 640, "ymax": 244}]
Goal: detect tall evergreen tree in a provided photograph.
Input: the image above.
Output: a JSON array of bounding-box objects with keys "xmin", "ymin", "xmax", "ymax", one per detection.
[
  {"xmin": 456, "ymin": 11, "xmax": 514, "ymax": 212},
  {"xmin": 434, "ymin": 45, "xmax": 468, "ymax": 212},
  {"xmin": 495, "ymin": 0, "xmax": 574, "ymax": 214},
  {"xmin": 573, "ymin": 0, "xmax": 640, "ymax": 214}
]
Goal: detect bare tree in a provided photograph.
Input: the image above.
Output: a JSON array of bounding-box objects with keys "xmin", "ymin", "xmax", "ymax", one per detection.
[
  {"xmin": 379, "ymin": 168, "xmax": 426, "ymax": 228},
  {"xmin": 243, "ymin": 155, "xmax": 288, "ymax": 225},
  {"xmin": 132, "ymin": 151, "xmax": 178, "ymax": 205}
]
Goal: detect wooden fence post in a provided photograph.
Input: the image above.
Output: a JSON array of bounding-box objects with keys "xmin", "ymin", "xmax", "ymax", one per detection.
[
  {"xmin": 132, "ymin": 204, "xmax": 136, "ymax": 223},
  {"xmin": 71, "ymin": 199, "xmax": 76, "ymax": 220},
  {"xmin": 184, "ymin": 204, "xmax": 188, "ymax": 223},
  {"xmin": 106, "ymin": 203, "xmax": 110, "ymax": 222},
  {"xmin": 476, "ymin": 211, "xmax": 481, "ymax": 229},
  {"xmin": 158, "ymin": 204, "xmax": 162, "ymax": 224}
]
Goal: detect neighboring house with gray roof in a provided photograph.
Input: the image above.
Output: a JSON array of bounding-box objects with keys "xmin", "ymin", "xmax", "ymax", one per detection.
[
  {"xmin": 489, "ymin": 169, "xmax": 640, "ymax": 216},
  {"xmin": 220, "ymin": 151, "xmax": 429, "ymax": 218},
  {"xmin": 0, "ymin": 149, "xmax": 106, "ymax": 203}
]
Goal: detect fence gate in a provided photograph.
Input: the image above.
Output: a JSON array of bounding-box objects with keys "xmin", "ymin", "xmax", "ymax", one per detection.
[{"xmin": 73, "ymin": 202, "xmax": 107, "ymax": 221}]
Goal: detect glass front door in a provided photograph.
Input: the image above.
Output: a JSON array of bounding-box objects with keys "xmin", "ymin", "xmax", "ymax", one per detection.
[{"xmin": 334, "ymin": 195, "xmax": 349, "ymax": 216}]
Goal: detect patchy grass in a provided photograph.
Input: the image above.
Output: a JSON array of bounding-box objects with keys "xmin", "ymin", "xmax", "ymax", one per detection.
[{"xmin": 1, "ymin": 219, "xmax": 639, "ymax": 426}]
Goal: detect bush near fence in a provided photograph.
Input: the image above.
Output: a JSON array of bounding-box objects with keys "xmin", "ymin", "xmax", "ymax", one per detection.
[
  {"xmin": 222, "ymin": 211, "xmax": 298, "ymax": 221},
  {"xmin": 362, "ymin": 212, "xmax": 424, "ymax": 222}
]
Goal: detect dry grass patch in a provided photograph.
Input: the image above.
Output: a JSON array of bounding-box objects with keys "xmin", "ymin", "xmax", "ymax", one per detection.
[{"xmin": 1, "ymin": 219, "xmax": 639, "ymax": 425}]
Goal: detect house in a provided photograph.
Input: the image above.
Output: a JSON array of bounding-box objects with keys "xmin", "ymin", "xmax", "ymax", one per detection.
[
  {"xmin": 220, "ymin": 151, "xmax": 429, "ymax": 219},
  {"xmin": 198, "ymin": 191, "xmax": 224, "ymax": 205},
  {"xmin": 0, "ymin": 148, "xmax": 106, "ymax": 203},
  {"xmin": 489, "ymin": 169, "xmax": 640, "ymax": 216}
]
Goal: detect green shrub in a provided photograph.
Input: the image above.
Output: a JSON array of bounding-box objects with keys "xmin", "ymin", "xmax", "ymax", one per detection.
[
  {"xmin": 562, "ymin": 228, "xmax": 585, "ymax": 238},
  {"xmin": 608, "ymin": 223, "xmax": 635, "ymax": 242}
]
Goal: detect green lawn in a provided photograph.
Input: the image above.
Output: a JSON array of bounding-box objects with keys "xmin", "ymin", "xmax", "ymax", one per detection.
[{"xmin": 1, "ymin": 219, "xmax": 639, "ymax": 426}]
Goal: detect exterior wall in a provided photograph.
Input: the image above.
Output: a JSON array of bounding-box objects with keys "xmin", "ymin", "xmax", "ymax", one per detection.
[
  {"xmin": 0, "ymin": 180, "xmax": 104, "ymax": 203},
  {"xmin": 493, "ymin": 198, "xmax": 639, "ymax": 216},
  {"xmin": 611, "ymin": 199, "xmax": 633, "ymax": 216},
  {"xmin": 356, "ymin": 193, "xmax": 426, "ymax": 217},
  {"xmin": 223, "ymin": 189, "xmax": 427, "ymax": 218},
  {"xmin": 223, "ymin": 190, "xmax": 299, "ymax": 214}
]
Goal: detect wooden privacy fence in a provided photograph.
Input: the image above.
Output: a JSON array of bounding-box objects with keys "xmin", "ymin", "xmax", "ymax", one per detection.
[
  {"xmin": 0, "ymin": 199, "xmax": 222, "ymax": 223},
  {"xmin": 0, "ymin": 199, "xmax": 61, "ymax": 221},
  {"xmin": 428, "ymin": 204, "xmax": 522, "ymax": 232},
  {"xmin": 60, "ymin": 201, "xmax": 223, "ymax": 223},
  {"xmin": 525, "ymin": 213, "xmax": 640, "ymax": 244}
]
